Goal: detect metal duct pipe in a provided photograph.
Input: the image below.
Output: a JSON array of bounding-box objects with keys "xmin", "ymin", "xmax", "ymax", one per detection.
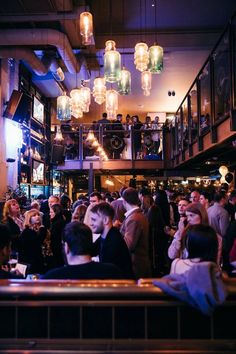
[
  {"xmin": 0, "ymin": 29, "xmax": 80, "ymax": 74},
  {"xmin": 0, "ymin": 47, "xmax": 48, "ymax": 75}
]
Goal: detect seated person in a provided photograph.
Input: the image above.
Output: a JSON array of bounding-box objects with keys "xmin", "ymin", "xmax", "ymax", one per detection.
[
  {"xmin": 170, "ymin": 224, "xmax": 218, "ymax": 275},
  {"xmin": 0, "ymin": 224, "xmax": 22, "ymax": 279},
  {"xmin": 42, "ymin": 222, "xmax": 122, "ymax": 279}
]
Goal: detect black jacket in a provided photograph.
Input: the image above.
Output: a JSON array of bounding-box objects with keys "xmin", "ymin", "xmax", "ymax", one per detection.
[{"xmin": 92, "ymin": 227, "xmax": 134, "ymax": 279}]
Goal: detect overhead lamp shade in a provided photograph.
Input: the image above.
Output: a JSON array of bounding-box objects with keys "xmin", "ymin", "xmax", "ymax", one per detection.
[
  {"xmin": 219, "ymin": 165, "xmax": 229, "ymax": 177},
  {"xmin": 148, "ymin": 44, "xmax": 163, "ymax": 74},
  {"xmin": 104, "ymin": 49, "xmax": 121, "ymax": 83},
  {"xmin": 118, "ymin": 67, "xmax": 131, "ymax": 95},
  {"xmin": 134, "ymin": 42, "xmax": 149, "ymax": 72},
  {"xmin": 105, "ymin": 40, "xmax": 116, "ymax": 52},
  {"xmin": 93, "ymin": 77, "xmax": 106, "ymax": 104},
  {"xmin": 80, "ymin": 12, "xmax": 93, "ymax": 45},
  {"xmin": 106, "ymin": 89, "xmax": 118, "ymax": 119},
  {"xmin": 80, "ymin": 86, "xmax": 91, "ymax": 112},
  {"xmin": 141, "ymin": 71, "xmax": 152, "ymax": 96},
  {"xmin": 57, "ymin": 93, "xmax": 71, "ymax": 121},
  {"xmin": 70, "ymin": 88, "xmax": 86, "ymax": 113}
]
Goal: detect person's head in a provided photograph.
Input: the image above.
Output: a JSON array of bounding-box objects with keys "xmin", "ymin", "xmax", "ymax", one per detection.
[
  {"xmin": 89, "ymin": 192, "xmax": 102, "ymax": 205},
  {"xmin": 154, "ymin": 116, "xmax": 159, "ymax": 123},
  {"xmin": 122, "ymin": 187, "xmax": 140, "ymax": 209},
  {"xmin": 48, "ymin": 195, "xmax": 60, "ymax": 208},
  {"xmin": 138, "ymin": 188, "xmax": 151, "ymax": 205},
  {"xmin": 49, "ymin": 203, "xmax": 63, "ymax": 220},
  {"xmin": 185, "ymin": 202, "xmax": 209, "ymax": 226},
  {"xmin": 185, "ymin": 224, "xmax": 218, "ymax": 263},
  {"xmin": 3, "ymin": 199, "xmax": 20, "ymax": 220},
  {"xmin": 190, "ymin": 190, "xmax": 200, "ymax": 203},
  {"xmin": 63, "ymin": 222, "xmax": 93, "ymax": 258},
  {"xmin": 72, "ymin": 204, "xmax": 87, "ymax": 223},
  {"xmin": 0, "ymin": 224, "xmax": 12, "ymax": 265},
  {"xmin": 145, "ymin": 116, "xmax": 151, "ymax": 124},
  {"xmin": 178, "ymin": 198, "xmax": 190, "ymax": 216},
  {"xmin": 213, "ymin": 191, "xmax": 228, "ymax": 206},
  {"xmin": 102, "ymin": 112, "xmax": 107, "ymax": 119},
  {"xmin": 23, "ymin": 209, "xmax": 42, "ymax": 228},
  {"xmin": 31, "ymin": 201, "xmax": 40, "ymax": 210},
  {"xmin": 116, "ymin": 113, "xmax": 122, "ymax": 121},
  {"xmin": 60, "ymin": 194, "xmax": 71, "ymax": 209},
  {"xmin": 90, "ymin": 202, "xmax": 114, "ymax": 234},
  {"xmin": 119, "ymin": 186, "xmax": 127, "ymax": 198},
  {"xmin": 199, "ymin": 191, "xmax": 211, "ymax": 208}
]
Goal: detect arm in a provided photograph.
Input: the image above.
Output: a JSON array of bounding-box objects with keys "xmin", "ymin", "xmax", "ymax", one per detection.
[
  {"xmin": 124, "ymin": 219, "xmax": 142, "ymax": 252},
  {"xmin": 219, "ymin": 211, "xmax": 230, "ymax": 237},
  {"xmin": 168, "ymin": 229, "xmax": 183, "ymax": 259}
]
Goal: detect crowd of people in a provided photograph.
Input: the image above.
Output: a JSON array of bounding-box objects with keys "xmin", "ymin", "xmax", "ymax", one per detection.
[
  {"xmin": 0, "ymin": 185, "xmax": 236, "ymax": 281},
  {"xmin": 63, "ymin": 113, "xmax": 163, "ymax": 161}
]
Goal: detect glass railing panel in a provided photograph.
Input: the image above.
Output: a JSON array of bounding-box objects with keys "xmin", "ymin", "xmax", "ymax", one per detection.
[{"xmin": 189, "ymin": 83, "xmax": 198, "ymax": 143}]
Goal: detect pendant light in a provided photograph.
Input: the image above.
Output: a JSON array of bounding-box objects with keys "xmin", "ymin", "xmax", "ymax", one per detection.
[
  {"xmin": 104, "ymin": 40, "xmax": 121, "ymax": 83},
  {"xmin": 57, "ymin": 92, "xmax": 71, "ymax": 121},
  {"xmin": 70, "ymin": 88, "xmax": 84, "ymax": 119},
  {"xmin": 93, "ymin": 77, "xmax": 106, "ymax": 104},
  {"xmin": 134, "ymin": 42, "xmax": 149, "ymax": 72},
  {"xmin": 148, "ymin": 44, "xmax": 163, "ymax": 73},
  {"xmin": 106, "ymin": 89, "xmax": 118, "ymax": 119},
  {"xmin": 148, "ymin": 0, "xmax": 163, "ymax": 73},
  {"xmin": 80, "ymin": 11, "xmax": 93, "ymax": 45},
  {"xmin": 118, "ymin": 67, "xmax": 131, "ymax": 95},
  {"xmin": 80, "ymin": 85, "xmax": 91, "ymax": 112},
  {"xmin": 141, "ymin": 71, "xmax": 152, "ymax": 96}
]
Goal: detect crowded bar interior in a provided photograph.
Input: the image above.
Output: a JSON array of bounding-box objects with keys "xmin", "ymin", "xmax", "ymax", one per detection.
[{"xmin": 0, "ymin": 0, "xmax": 236, "ymax": 352}]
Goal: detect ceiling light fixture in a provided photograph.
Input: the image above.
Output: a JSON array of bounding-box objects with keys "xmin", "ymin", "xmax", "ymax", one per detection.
[
  {"xmin": 141, "ymin": 70, "xmax": 152, "ymax": 96},
  {"xmin": 57, "ymin": 92, "xmax": 71, "ymax": 121},
  {"xmin": 106, "ymin": 89, "xmax": 118, "ymax": 119},
  {"xmin": 80, "ymin": 11, "xmax": 93, "ymax": 46},
  {"xmin": 148, "ymin": 0, "xmax": 163, "ymax": 73},
  {"xmin": 104, "ymin": 40, "xmax": 121, "ymax": 83}
]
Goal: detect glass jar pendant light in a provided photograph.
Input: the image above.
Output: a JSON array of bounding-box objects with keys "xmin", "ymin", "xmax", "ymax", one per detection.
[
  {"xmin": 148, "ymin": 44, "xmax": 163, "ymax": 73},
  {"xmin": 118, "ymin": 67, "xmax": 131, "ymax": 95},
  {"xmin": 104, "ymin": 40, "xmax": 121, "ymax": 83},
  {"xmin": 134, "ymin": 42, "xmax": 149, "ymax": 72},
  {"xmin": 141, "ymin": 71, "xmax": 152, "ymax": 96},
  {"xmin": 93, "ymin": 77, "xmax": 106, "ymax": 104},
  {"xmin": 57, "ymin": 92, "xmax": 71, "ymax": 121},
  {"xmin": 106, "ymin": 89, "xmax": 118, "ymax": 119},
  {"xmin": 80, "ymin": 12, "xmax": 93, "ymax": 45}
]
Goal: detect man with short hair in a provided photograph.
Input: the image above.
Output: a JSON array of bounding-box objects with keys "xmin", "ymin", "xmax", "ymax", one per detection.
[
  {"xmin": 42, "ymin": 222, "xmax": 121, "ymax": 279},
  {"xmin": 90, "ymin": 202, "xmax": 134, "ymax": 278},
  {"xmin": 84, "ymin": 192, "xmax": 103, "ymax": 227},
  {"xmin": 120, "ymin": 187, "xmax": 151, "ymax": 278},
  {"xmin": 189, "ymin": 190, "xmax": 200, "ymax": 203},
  {"xmin": 207, "ymin": 192, "xmax": 230, "ymax": 237}
]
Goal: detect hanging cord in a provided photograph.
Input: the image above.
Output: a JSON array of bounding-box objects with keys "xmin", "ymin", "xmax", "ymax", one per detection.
[
  {"xmin": 140, "ymin": 0, "xmax": 143, "ymax": 42},
  {"xmin": 109, "ymin": 0, "xmax": 112, "ymax": 36},
  {"xmin": 122, "ymin": 0, "xmax": 125, "ymax": 65},
  {"xmin": 155, "ymin": 0, "xmax": 157, "ymax": 43}
]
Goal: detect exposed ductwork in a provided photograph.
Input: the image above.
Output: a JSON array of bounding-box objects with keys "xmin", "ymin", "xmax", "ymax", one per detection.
[
  {"xmin": 0, "ymin": 47, "xmax": 48, "ymax": 76},
  {"xmin": 0, "ymin": 28, "xmax": 80, "ymax": 74}
]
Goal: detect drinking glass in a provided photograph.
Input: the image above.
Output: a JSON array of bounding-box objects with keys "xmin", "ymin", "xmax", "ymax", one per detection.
[{"xmin": 8, "ymin": 251, "xmax": 19, "ymax": 271}]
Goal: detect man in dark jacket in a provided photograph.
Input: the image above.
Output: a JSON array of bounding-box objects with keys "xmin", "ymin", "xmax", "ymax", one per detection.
[
  {"xmin": 90, "ymin": 202, "xmax": 134, "ymax": 279},
  {"xmin": 42, "ymin": 222, "xmax": 121, "ymax": 279}
]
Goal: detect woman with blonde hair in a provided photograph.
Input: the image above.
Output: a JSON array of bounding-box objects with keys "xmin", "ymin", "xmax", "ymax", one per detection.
[
  {"xmin": 2, "ymin": 199, "xmax": 24, "ymax": 250},
  {"xmin": 168, "ymin": 202, "xmax": 222, "ymax": 265},
  {"xmin": 18, "ymin": 209, "xmax": 48, "ymax": 273}
]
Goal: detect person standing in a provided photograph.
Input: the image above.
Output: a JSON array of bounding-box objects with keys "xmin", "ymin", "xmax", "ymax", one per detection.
[
  {"xmin": 90, "ymin": 202, "xmax": 134, "ymax": 278},
  {"xmin": 120, "ymin": 188, "xmax": 151, "ymax": 278}
]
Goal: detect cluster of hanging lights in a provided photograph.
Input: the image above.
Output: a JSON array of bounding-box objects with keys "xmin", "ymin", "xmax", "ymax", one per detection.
[
  {"xmin": 134, "ymin": 0, "xmax": 163, "ymax": 96},
  {"xmin": 57, "ymin": 0, "xmax": 163, "ymax": 121}
]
